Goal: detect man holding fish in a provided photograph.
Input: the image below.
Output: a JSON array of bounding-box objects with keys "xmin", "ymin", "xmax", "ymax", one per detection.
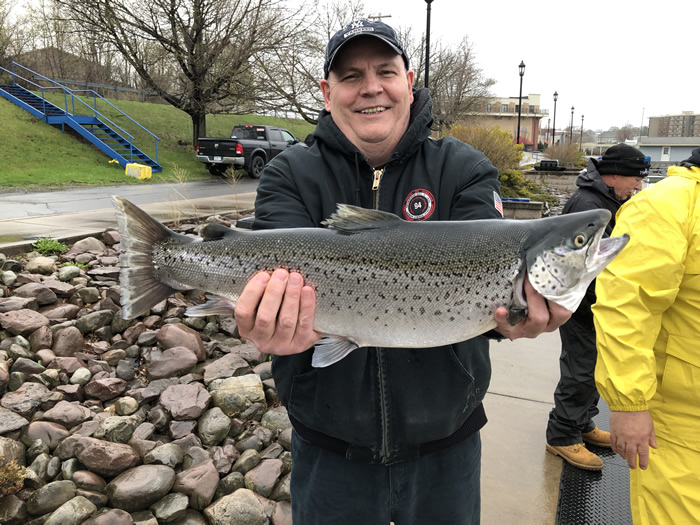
[
  {"xmin": 234, "ymin": 18, "xmax": 574, "ymax": 525},
  {"xmin": 112, "ymin": 16, "xmax": 630, "ymax": 524}
]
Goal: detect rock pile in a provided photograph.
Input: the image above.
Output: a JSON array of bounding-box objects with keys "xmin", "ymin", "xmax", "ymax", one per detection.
[{"xmin": 0, "ymin": 223, "xmax": 292, "ymax": 525}]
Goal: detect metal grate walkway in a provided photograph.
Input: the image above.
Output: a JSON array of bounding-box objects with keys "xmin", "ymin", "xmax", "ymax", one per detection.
[{"xmin": 555, "ymin": 401, "xmax": 633, "ymax": 525}]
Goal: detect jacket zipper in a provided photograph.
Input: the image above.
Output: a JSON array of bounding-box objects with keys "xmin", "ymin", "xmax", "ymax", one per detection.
[
  {"xmin": 371, "ymin": 166, "xmax": 390, "ymax": 460},
  {"xmin": 372, "ymin": 168, "xmax": 384, "ymax": 209}
]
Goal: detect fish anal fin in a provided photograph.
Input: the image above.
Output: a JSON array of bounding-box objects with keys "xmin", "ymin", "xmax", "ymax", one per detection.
[
  {"xmin": 185, "ymin": 295, "xmax": 237, "ymax": 317},
  {"xmin": 311, "ymin": 336, "xmax": 359, "ymax": 367}
]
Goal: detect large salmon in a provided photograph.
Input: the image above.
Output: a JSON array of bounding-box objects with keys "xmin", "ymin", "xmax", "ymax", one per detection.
[{"xmin": 112, "ymin": 196, "xmax": 628, "ymax": 367}]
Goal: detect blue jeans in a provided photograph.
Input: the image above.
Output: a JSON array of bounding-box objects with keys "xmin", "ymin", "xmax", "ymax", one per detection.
[{"xmin": 290, "ymin": 430, "xmax": 482, "ymax": 524}]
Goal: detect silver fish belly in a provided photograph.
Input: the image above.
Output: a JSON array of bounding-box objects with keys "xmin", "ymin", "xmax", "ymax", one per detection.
[{"xmin": 113, "ymin": 197, "xmax": 629, "ymax": 367}]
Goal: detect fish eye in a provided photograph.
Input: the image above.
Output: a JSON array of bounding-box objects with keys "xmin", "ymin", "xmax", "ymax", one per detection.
[{"xmin": 574, "ymin": 234, "xmax": 586, "ymax": 247}]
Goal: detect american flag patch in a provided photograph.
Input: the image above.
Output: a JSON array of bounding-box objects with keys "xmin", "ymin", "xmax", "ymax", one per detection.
[{"xmin": 493, "ymin": 192, "xmax": 504, "ymax": 217}]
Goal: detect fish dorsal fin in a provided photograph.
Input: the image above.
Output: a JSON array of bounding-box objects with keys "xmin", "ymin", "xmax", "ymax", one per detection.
[
  {"xmin": 322, "ymin": 204, "xmax": 402, "ymax": 233},
  {"xmin": 199, "ymin": 223, "xmax": 240, "ymax": 241}
]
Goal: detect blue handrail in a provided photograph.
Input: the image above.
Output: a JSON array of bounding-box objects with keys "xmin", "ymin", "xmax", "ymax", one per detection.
[{"xmin": 2, "ymin": 62, "xmax": 159, "ymax": 165}]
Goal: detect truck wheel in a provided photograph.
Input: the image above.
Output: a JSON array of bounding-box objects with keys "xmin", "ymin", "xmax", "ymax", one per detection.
[
  {"xmin": 249, "ymin": 155, "xmax": 266, "ymax": 179},
  {"xmin": 207, "ymin": 164, "xmax": 227, "ymax": 176}
]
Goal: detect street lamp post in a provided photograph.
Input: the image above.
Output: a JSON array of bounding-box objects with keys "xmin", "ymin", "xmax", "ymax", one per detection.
[
  {"xmin": 569, "ymin": 106, "xmax": 575, "ymax": 143},
  {"xmin": 579, "ymin": 114, "xmax": 584, "ymax": 152},
  {"xmin": 552, "ymin": 91, "xmax": 558, "ymax": 146},
  {"xmin": 424, "ymin": 0, "xmax": 434, "ymax": 89},
  {"xmin": 516, "ymin": 60, "xmax": 525, "ymax": 146}
]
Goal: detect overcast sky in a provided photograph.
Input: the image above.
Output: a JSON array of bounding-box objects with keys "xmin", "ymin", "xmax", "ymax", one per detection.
[{"xmin": 357, "ymin": 0, "xmax": 694, "ymax": 132}]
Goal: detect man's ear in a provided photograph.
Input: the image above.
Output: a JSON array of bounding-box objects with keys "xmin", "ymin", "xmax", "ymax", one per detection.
[
  {"xmin": 320, "ymin": 79, "xmax": 332, "ymax": 111},
  {"xmin": 406, "ymin": 70, "xmax": 415, "ymax": 103}
]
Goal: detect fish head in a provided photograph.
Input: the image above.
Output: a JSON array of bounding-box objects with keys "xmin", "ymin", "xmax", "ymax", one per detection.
[{"xmin": 525, "ymin": 209, "xmax": 629, "ymax": 312}]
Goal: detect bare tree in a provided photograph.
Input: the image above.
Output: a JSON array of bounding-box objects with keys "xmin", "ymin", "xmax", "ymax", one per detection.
[
  {"xmin": 253, "ymin": 0, "xmax": 365, "ymax": 124},
  {"xmin": 0, "ymin": 0, "xmax": 30, "ymax": 65},
  {"xmin": 616, "ymin": 124, "xmax": 635, "ymax": 142},
  {"xmin": 52, "ymin": 0, "xmax": 299, "ymax": 145}
]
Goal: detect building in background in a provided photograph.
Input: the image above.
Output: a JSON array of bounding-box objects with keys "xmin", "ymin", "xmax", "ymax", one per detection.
[
  {"xmin": 648, "ymin": 111, "xmax": 699, "ymax": 138},
  {"xmin": 469, "ymin": 94, "xmax": 547, "ymax": 151}
]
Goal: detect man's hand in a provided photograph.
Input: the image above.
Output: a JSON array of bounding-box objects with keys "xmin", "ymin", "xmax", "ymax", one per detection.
[
  {"xmin": 610, "ymin": 410, "xmax": 657, "ymax": 469},
  {"xmin": 494, "ymin": 278, "xmax": 572, "ymax": 339},
  {"xmin": 234, "ymin": 269, "xmax": 321, "ymax": 355}
]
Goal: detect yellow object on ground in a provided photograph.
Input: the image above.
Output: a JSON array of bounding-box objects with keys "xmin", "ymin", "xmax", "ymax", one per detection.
[{"xmin": 125, "ymin": 163, "xmax": 152, "ymax": 180}]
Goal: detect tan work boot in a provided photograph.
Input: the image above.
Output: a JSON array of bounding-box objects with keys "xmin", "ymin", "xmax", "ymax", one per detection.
[
  {"xmin": 546, "ymin": 443, "xmax": 604, "ymax": 471},
  {"xmin": 582, "ymin": 426, "xmax": 612, "ymax": 448}
]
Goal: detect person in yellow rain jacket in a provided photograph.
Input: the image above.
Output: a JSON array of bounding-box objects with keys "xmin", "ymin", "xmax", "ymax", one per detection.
[{"xmin": 593, "ymin": 147, "xmax": 700, "ymax": 524}]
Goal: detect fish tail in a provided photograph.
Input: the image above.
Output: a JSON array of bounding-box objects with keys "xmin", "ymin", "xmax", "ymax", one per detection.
[{"xmin": 112, "ymin": 195, "xmax": 186, "ymax": 320}]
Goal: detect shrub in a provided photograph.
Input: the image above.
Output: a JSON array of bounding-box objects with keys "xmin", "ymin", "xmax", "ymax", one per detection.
[
  {"xmin": 445, "ymin": 125, "xmax": 522, "ymax": 173},
  {"xmin": 0, "ymin": 455, "xmax": 27, "ymax": 497},
  {"xmin": 32, "ymin": 237, "xmax": 68, "ymax": 255},
  {"xmin": 545, "ymin": 143, "xmax": 585, "ymax": 168}
]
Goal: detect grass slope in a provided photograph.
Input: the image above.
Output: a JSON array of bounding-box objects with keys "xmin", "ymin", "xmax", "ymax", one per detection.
[{"xmin": 0, "ymin": 93, "xmax": 316, "ymax": 191}]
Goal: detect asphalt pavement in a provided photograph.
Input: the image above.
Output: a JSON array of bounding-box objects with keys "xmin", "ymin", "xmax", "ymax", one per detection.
[{"xmin": 0, "ymin": 179, "xmax": 258, "ymax": 256}]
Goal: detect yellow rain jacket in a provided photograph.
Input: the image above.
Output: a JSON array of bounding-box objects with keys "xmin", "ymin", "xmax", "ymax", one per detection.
[{"xmin": 593, "ymin": 163, "xmax": 700, "ymax": 523}]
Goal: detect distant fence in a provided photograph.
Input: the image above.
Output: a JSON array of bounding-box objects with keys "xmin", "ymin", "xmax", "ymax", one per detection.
[{"xmin": 36, "ymin": 77, "xmax": 164, "ymax": 104}]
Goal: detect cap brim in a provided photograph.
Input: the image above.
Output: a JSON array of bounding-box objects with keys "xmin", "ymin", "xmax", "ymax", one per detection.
[{"xmin": 325, "ymin": 35, "xmax": 405, "ymax": 78}]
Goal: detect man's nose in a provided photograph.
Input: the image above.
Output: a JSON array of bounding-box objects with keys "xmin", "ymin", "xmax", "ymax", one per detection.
[{"xmin": 359, "ymin": 73, "xmax": 382, "ymax": 95}]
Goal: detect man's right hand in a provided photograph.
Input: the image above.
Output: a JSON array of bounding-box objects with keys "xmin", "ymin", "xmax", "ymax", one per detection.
[
  {"xmin": 234, "ymin": 269, "xmax": 321, "ymax": 355},
  {"xmin": 609, "ymin": 410, "xmax": 658, "ymax": 470}
]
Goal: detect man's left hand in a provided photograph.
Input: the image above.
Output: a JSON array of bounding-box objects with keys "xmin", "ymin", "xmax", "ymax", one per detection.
[{"xmin": 494, "ymin": 278, "xmax": 571, "ymax": 339}]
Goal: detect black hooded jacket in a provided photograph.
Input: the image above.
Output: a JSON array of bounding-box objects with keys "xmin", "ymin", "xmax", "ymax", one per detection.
[
  {"xmin": 562, "ymin": 159, "xmax": 623, "ymax": 327},
  {"xmin": 252, "ymin": 88, "xmax": 503, "ymax": 464}
]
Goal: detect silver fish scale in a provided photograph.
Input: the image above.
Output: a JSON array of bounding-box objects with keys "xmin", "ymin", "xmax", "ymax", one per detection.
[{"xmin": 151, "ymin": 220, "xmax": 529, "ymax": 349}]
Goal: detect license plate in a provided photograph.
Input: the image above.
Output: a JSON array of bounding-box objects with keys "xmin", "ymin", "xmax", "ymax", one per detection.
[{"xmin": 213, "ymin": 156, "xmax": 222, "ymax": 161}]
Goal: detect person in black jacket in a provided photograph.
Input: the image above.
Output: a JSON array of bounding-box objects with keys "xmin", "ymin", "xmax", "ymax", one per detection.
[
  {"xmin": 546, "ymin": 143, "xmax": 649, "ymax": 470},
  {"xmin": 234, "ymin": 18, "xmax": 571, "ymax": 524}
]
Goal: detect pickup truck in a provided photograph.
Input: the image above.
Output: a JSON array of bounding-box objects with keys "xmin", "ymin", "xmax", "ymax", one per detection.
[{"xmin": 196, "ymin": 125, "xmax": 300, "ymax": 178}]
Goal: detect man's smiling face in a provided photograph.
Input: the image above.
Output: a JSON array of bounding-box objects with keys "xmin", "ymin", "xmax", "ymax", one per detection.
[{"xmin": 321, "ymin": 36, "xmax": 414, "ymax": 165}]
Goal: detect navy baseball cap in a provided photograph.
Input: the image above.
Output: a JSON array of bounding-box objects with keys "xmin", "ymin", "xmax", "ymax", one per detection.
[{"xmin": 324, "ymin": 18, "xmax": 410, "ymax": 79}]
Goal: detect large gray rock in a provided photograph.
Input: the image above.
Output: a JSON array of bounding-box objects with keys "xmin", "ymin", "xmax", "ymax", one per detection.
[
  {"xmin": 13, "ymin": 283, "xmax": 57, "ymax": 306},
  {"xmin": 73, "ymin": 437, "xmax": 141, "ymax": 477},
  {"xmin": 172, "ymin": 459, "xmax": 219, "ymax": 510},
  {"xmin": 0, "ymin": 382, "xmax": 49, "ymax": 417},
  {"xmin": 0, "ymin": 309, "xmax": 50, "ymax": 336},
  {"xmin": 41, "ymin": 400, "xmax": 93, "ymax": 428},
  {"xmin": 26, "ymin": 480, "xmax": 77, "ymax": 516},
  {"xmin": 150, "ymin": 492, "xmax": 189, "ymax": 523},
  {"xmin": 159, "ymin": 383, "xmax": 211, "ymax": 421},
  {"xmin": 203, "ymin": 488, "xmax": 267, "ymax": 525},
  {"xmin": 243, "ymin": 459, "xmax": 284, "ymax": 498},
  {"xmin": 105, "ymin": 464, "xmax": 176, "ymax": 512},
  {"xmin": 0, "ymin": 494, "xmax": 28, "ymax": 525},
  {"xmin": 84, "ymin": 378, "xmax": 128, "ymax": 401},
  {"xmin": 146, "ymin": 346, "xmax": 198, "ymax": 380},
  {"xmin": 197, "ymin": 407, "xmax": 231, "ymax": 447},
  {"xmin": 52, "ymin": 326, "xmax": 84, "ymax": 357},
  {"xmin": 0, "ymin": 436, "xmax": 27, "ymax": 466},
  {"xmin": 81, "ymin": 508, "xmax": 134, "ymax": 525},
  {"xmin": 92, "ymin": 415, "xmax": 141, "ymax": 444},
  {"xmin": 143, "ymin": 443, "xmax": 184, "ymax": 469},
  {"xmin": 157, "ymin": 324, "xmax": 205, "ymax": 362},
  {"xmin": 202, "ymin": 353, "xmax": 252, "ymax": 386},
  {"xmin": 25, "ymin": 421, "xmax": 70, "ymax": 451},
  {"xmin": 0, "ymin": 406, "xmax": 29, "ymax": 434},
  {"xmin": 260, "ymin": 406, "xmax": 291, "ymax": 435},
  {"xmin": 44, "ymin": 495, "xmax": 97, "ymax": 525},
  {"xmin": 24, "ymin": 257, "xmax": 57, "ymax": 275},
  {"xmin": 209, "ymin": 374, "xmax": 265, "ymax": 418}
]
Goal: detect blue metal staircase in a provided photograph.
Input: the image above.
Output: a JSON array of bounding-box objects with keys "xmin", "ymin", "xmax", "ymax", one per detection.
[{"xmin": 0, "ymin": 62, "xmax": 161, "ymax": 172}]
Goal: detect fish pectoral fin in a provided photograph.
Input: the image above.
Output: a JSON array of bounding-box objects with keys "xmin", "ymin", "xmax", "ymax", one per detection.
[
  {"xmin": 185, "ymin": 295, "xmax": 237, "ymax": 317},
  {"xmin": 311, "ymin": 336, "xmax": 359, "ymax": 368},
  {"xmin": 506, "ymin": 307, "xmax": 528, "ymax": 325}
]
